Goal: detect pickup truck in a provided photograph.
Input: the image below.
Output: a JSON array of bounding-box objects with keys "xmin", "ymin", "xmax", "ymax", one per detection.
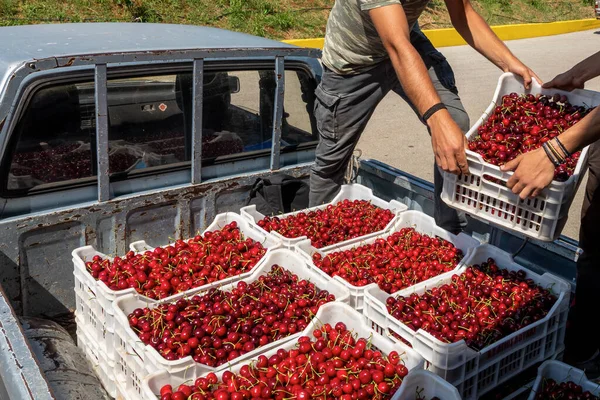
[{"xmin": 0, "ymin": 23, "xmax": 582, "ymax": 400}]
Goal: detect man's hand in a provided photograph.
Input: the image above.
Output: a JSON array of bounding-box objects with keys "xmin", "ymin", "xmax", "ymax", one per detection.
[
  {"xmin": 428, "ymin": 110, "xmax": 470, "ymax": 175},
  {"xmin": 505, "ymin": 57, "xmax": 542, "ymax": 89},
  {"xmin": 501, "ymin": 148, "xmax": 555, "ymax": 199},
  {"xmin": 543, "ymin": 69, "xmax": 584, "ymax": 92}
]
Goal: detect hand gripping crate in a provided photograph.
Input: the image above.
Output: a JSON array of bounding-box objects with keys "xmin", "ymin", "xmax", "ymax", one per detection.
[
  {"xmin": 528, "ymin": 360, "xmax": 600, "ymax": 399},
  {"xmin": 142, "ymin": 302, "xmax": 425, "ymax": 400},
  {"xmin": 113, "ymin": 248, "xmax": 351, "ymax": 400},
  {"xmin": 363, "ymin": 244, "xmax": 571, "ymax": 400},
  {"xmin": 391, "ymin": 369, "xmax": 462, "ymax": 400},
  {"xmin": 294, "ymin": 210, "xmax": 480, "ymax": 311},
  {"xmin": 441, "ymin": 73, "xmax": 600, "ymax": 241},
  {"xmin": 73, "ymin": 213, "xmax": 280, "ymax": 371},
  {"xmin": 240, "ymin": 183, "xmax": 408, "ymax": 251}
]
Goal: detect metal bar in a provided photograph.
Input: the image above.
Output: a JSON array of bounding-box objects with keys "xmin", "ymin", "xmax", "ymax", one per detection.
[
  {"xmin": 0, "ymin": 286, "xmax": 55, "ymax": 400},
  {"xmin": 191, "ymin": 59, "xmax": 204, "ymax": 184},
  {"xmin": 52, "ymin": 48, "xmax": 321, "ymax": 69},
  {"xmin": 95, "ymin": 64, "xmax": 110, "ymax": 202},
  {"xmin": 1, "ymin": 49, "xmax": 322, "ymax": 155},
  {"xmin": 270, "ymin": 56, "xmax": 285, "ymax": 170}
]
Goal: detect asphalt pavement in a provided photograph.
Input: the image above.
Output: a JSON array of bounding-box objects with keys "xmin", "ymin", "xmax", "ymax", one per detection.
[{"xmin": 357, "ymin": 29, "xmax": 600, "ymax": 240}]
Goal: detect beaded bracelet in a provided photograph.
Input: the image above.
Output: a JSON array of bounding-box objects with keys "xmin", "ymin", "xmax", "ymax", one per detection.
[
  {"xmin": 542, "ymin": 142, "xmax": 562, "ymax": 168},
  {"xmin": 547, "ymin": 140, "xmax": 566, "ymax": 164},
  {"xmin": 554, "ymin": 137, "xmax": 572, "ymax": 159}
]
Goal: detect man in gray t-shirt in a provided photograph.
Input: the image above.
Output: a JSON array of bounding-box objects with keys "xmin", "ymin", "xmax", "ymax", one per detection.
[{"xmin": 310, "ymin": 0, "xmax": 538, "ymax": 233}]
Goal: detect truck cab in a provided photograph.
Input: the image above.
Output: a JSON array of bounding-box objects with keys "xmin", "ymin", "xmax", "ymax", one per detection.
[{"xmin": 0, "ymin": 23, "xmax": 580, "ymax": 400}]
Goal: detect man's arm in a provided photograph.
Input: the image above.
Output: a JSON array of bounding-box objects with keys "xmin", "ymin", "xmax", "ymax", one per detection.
[
  {"xmin": 369, "ymin": 5, "xmax": 469, "ymax": 175},
  {"xmin": 445, "ymin": 0, "xmax": 540, "ymax": 88},
  {"xmin": 543, "ymin": 51, "xmax": 600, "ymax": 91},
  {"xmin": 502, "ymin": 51, "xmax": 600, "ymax": 198},
  {"xmin": 502, "ymin": 107, "xmax": 600, "ymax": 199},
  {"xmin": 558, "ymin": 107, "xmax": 600, "ymax": 154}
]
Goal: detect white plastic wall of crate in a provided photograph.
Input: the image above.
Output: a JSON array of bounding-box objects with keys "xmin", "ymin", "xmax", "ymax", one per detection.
[
  {"xmin": 127, "ymin": 212, "xmax": 281, "ymax": 252},
  {"xmin": 362, "ymin": 243, "xmax": 571, "ymax": 399},
  {"xmin": 528, "ymin": 360, "xmax": 600, "ymax": 399},
  {"xmin": 441, "ymin": 73, "xmax": 600, "ymax": 241},
  {"xmin": 111, "ymin": 248, "xmax": 352, "ymax": 399},
  {"xmin": 293, "ymin": 210, "xmax": 480, "ymax": 310},
  {"xmin": 142, "ymin": 302, "xmax": 425, "ymax": 400},
  {"xmin": 391, "ymin": 369, "xmax": 462, "ymax": 400},
  {"xmin": 72, "ymin": 212, "xmax": 282, "ymax": 392},
  {"xmin": 240, "ymin": 183, "xmax": 408, "ymax": 251}
]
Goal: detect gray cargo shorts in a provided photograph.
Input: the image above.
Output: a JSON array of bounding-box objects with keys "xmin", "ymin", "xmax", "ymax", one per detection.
[{"xmin": 309, "ymin": 25, "xmax": 469, "ymax": 233}]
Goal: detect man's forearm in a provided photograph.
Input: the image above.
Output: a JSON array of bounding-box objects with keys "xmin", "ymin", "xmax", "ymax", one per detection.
[
  {"xmin": 369, "ymin": 3, "xmax": 469, "ymax": 174},
  {"xmin": 571, "ymin": 51, "xmax": 600, "ymax": 84},
  {"xmin": 386, "ymin": 42, "xmax": 445, "ymax": 117},
  {"xmin": 559, "ymin": 107, "xmax": 600, "ymax": 154},
  {"xmin": 446, "ymin": 0, "xmax": 517, "ymax": 72}
]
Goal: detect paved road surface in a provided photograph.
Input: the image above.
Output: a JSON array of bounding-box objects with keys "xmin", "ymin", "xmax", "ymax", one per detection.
[{"xmin": 357, "ymin": 29, "xmax": 600, "ymax": 241}]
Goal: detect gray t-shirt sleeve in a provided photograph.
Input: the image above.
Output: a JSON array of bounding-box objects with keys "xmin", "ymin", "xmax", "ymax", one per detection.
[{"xmin": 359, "ymin": 0, "xmax": 402, "ymax": 11}]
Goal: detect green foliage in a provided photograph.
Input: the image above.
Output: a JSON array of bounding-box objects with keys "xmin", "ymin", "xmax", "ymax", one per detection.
[{"xmin": 0, "ymin": 0, "xmax": 595, "ymax": 39}]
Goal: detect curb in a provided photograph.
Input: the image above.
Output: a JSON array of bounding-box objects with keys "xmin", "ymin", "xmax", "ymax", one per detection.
[{"xmin": 282, "ymin": 18, "xmax": 600, "ymax": 49}]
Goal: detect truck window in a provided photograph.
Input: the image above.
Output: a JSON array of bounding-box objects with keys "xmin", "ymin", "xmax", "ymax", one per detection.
[
  {"xmin": 283, "ymin": 69, "xmax": 318, "ymax": 145},
  {"xmin": 107, "ymin": 73, "xmax": 191, "ymax": 172},
  {"xmin": 2, "ymin": 64, "xmax": 318, "ymax": 195},
  {"xmin": 108, "ymin": 68, "xmax": 317, "ymax": 173},
  {"xmin": 5, "ymin": 81, "xmax": 96, "ymax": 191}
]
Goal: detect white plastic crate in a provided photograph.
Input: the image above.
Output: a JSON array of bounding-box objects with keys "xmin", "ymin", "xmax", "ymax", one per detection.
[
  {"xmin": 363, "ymin": 244, "xmax": 571, "ymax": 400},
  {"xmin": 77, "ymin": 319, "xmax": 117, "ymax": 398},
  {"xmin": 392, "ymin": 369, "xmax": 462, "ymax": 400},
  {"xmin": 528, "ymin": 360, "xmax": 600, "ymax": 400},
  {"xmin": 441, "ymin": 73, "xmax": 600, "ymax": 242},
  {"xmin": 128, "ymin": 211, "xmax": 280, "ymax": 253},
  {"xmin": 73, "ymin": 212, "xmax": 280, "ymax": 372},
  {"xmin": 295, "ymin": 210, "xmax": 480, "ymax": 311},
  {"xmin": 240, "ymin": 183, "xmax": 408, "ymax": 251},
  {"xmin": 113, "ymin": 248, "xmax": 351, "ymax": 400},
  {"xmin": 142, "ymin": 302, "xmax": 425, "ymax": 400}
]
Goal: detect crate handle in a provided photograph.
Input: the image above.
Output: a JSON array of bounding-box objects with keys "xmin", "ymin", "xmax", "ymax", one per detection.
[{"xmin": 482, "ymin": 173, "xmax": 509, "ymax": 189}]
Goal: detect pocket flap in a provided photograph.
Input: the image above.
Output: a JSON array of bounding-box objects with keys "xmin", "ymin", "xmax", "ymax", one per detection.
[
  {"xmin": 426, "ymin": 51, "xmax": 447, "ymax": 65},
  {"xmin": 315, "ymin": 85, "xmax": 341, "ymax": 108}
]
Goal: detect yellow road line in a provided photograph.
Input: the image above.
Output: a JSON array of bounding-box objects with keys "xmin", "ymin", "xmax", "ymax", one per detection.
[{"xmin": 282, "ymin": 18, "xmax": 600, "ymax": 49}]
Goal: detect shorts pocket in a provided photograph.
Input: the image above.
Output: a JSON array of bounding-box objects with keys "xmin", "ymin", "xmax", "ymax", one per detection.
[{"xmin": 314, "ymin": 84, "xmax": 342, "ymax": 140}]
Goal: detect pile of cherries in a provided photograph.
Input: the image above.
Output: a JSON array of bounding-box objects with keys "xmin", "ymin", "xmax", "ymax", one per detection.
[
  {"xmin": 202, "ymin": 133, "xmax": 244, "ymax": 159},
  {"xmin": 85, "ymin": 222, "xmax": 267, "ymax": 299},
  {"xmin": 144, "ymin": 132, "xmax": 244, "ymax": 164},
  {"xmin": 312, "ymin": 228, "xmax": 463, "ymax": 293},
  {"xmin": 535, "ymin": 378, "xmax": 599, "ymax": 400},
  {"xmin": 468, "ymin": 93, "xmax": 594, "ymax": 181},
  {"xmin": 108, "ymin": 151, "xmax": 140, "ymax": 174},
  {"xmin": 386, "ymin": 258, "xmax": 557, "ymax": 350},
  {"xmin": 12, "ymin": 143, "xmax": 141, "ymax": 183},
  {"xmin": 257, "ymin": 200, "xmax": 395, "ymax": 248},
  {"xmin": 159, "ymin": 322, "xmax": 409, "ymax": 400},
  {"xmin": 129, "ymin": 265, "xmax": 335, "ymax": 364}
]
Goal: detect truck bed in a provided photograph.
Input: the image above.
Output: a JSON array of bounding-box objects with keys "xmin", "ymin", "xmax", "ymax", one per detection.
[{"xmin": 0, "ymin": 158, "xmax": 579, "ymax": 400}]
